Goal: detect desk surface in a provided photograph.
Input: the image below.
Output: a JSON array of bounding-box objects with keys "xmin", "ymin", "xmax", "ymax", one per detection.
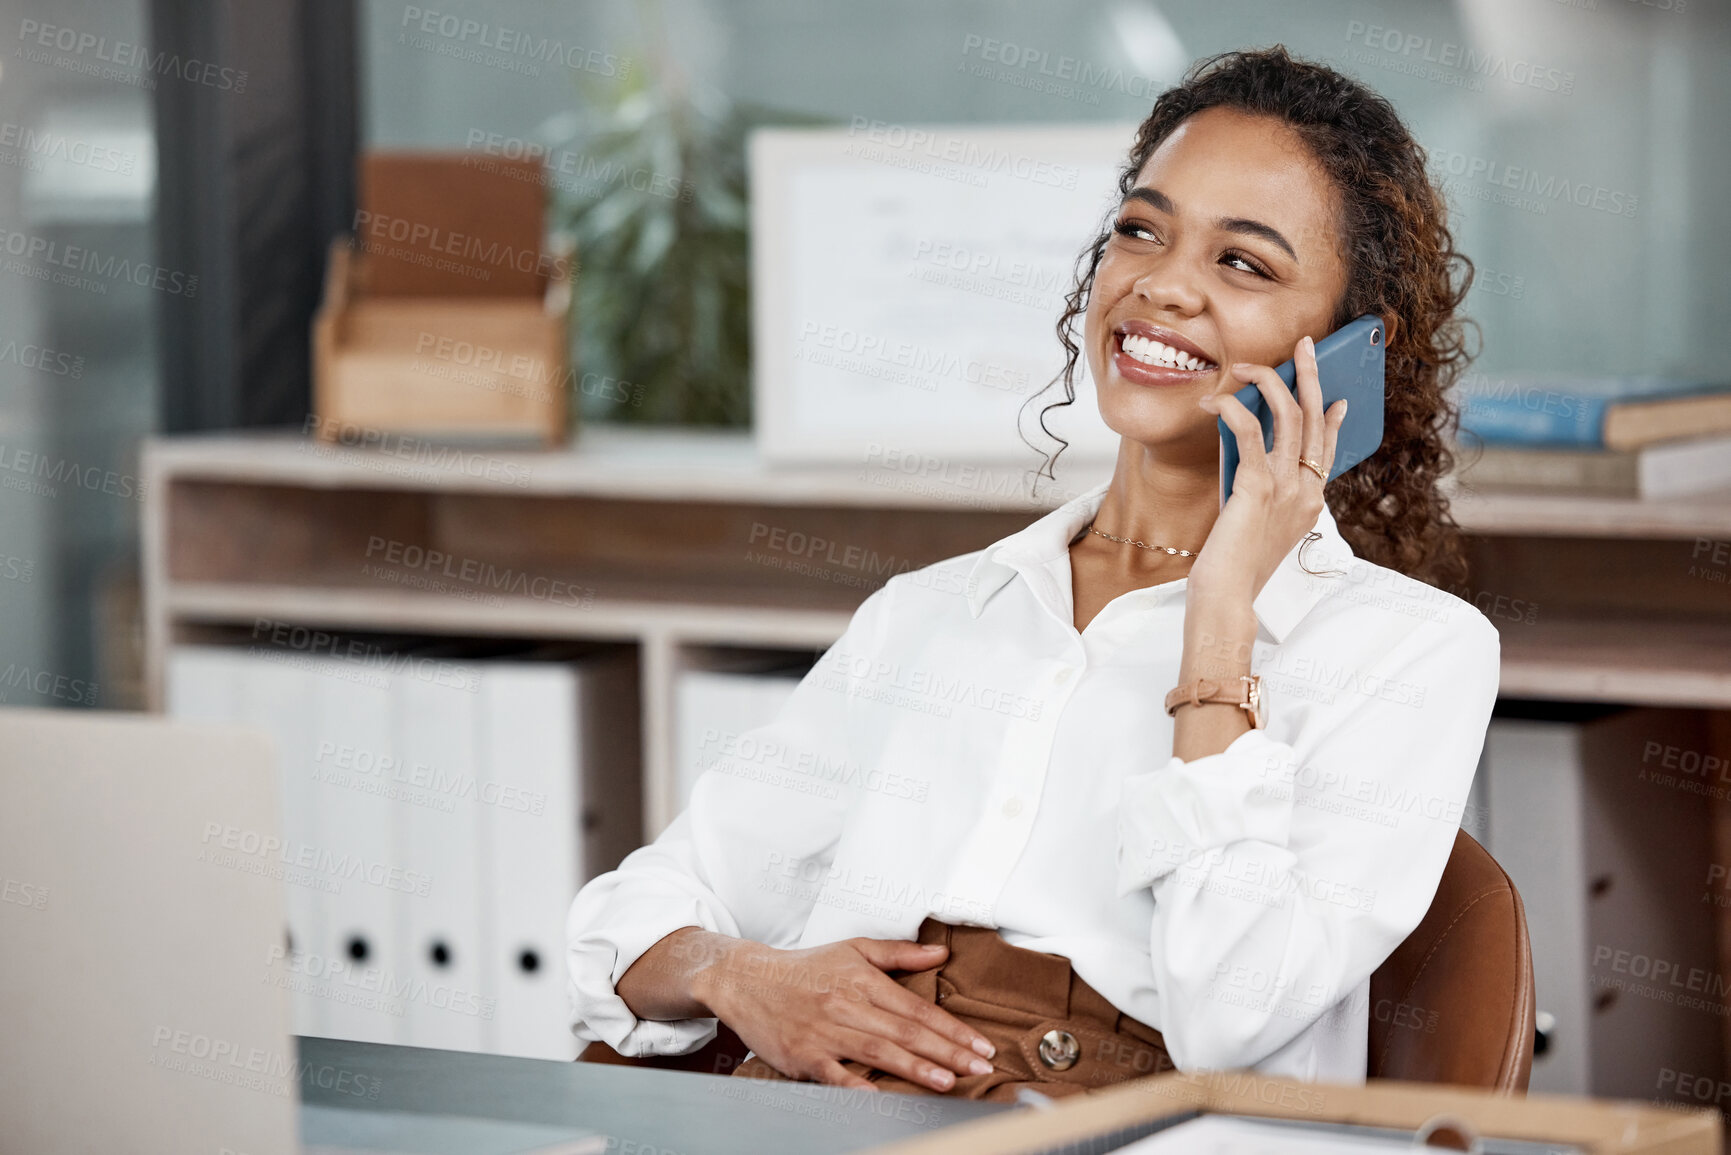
[{"xmin": 295, "ymin": 1036, "xmax": 1006, "ymax": 1154}]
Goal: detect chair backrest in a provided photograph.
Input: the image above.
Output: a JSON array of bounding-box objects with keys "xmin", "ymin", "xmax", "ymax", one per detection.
[
  {"xmin": 1367, "ymin": 828, "xmax": 1535, "ymax": 1091},
  {"xmin": 583, "ymin": 829, "xmax": 1538, "ymax": 1090}
]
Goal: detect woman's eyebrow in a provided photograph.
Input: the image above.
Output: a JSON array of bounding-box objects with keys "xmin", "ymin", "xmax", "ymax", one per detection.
[{"xmin": 1120, "ymin": 186, "xmax": 1299, "ymax": 264}]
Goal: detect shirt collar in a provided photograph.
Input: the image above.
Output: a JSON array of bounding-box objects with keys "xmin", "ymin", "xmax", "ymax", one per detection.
[{"xmin": 964, "ymin": 479, "xmax": 1354, "ymax": 644}]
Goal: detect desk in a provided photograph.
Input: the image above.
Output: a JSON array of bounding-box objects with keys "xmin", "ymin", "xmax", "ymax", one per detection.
[
  {"xmin": 292, "ymin": 1038, "xmax": 1721, "ymax": 1155},
  {"xmin": 295, "ymin": 1035, "xmax": 1005, "ymax": 1153}
]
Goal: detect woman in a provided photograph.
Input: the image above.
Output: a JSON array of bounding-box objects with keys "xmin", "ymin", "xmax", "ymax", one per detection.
[{"xmin": 566, "ymin": 46, "xmax": 1499, "ymax": 1097}]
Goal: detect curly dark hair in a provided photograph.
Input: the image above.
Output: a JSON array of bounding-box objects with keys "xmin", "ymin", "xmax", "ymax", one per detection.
[{"xmin": 1025, "ymin": 45, "xmax": 1478, "ymax": 590}]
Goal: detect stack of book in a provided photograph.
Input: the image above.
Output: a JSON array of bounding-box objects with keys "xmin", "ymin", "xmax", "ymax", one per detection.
[{"xmin": 1449, "ymin": 374, "xmax": 1731, "ymax": 498}]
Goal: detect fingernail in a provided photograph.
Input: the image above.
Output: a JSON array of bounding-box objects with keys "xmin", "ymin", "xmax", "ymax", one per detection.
[
  {"xmin": 932, "ymin": 1069, "xmax": 955, "ymax": 1090},
  {"xmin": 920, "ymin": 943, "xmax": 945, "ymax": 953},
  {"xmin": 972, "ymin": 1038, "xmax": 996, "ymax": 1059},
  {"xmin": 1231, "ymin": 362, "xmax": 1252, "ymax": 370},
  {"xmin": 969, "ymin": 1057, "xmax": 994, "ymax": 1076},
  {"xmin": 1340, "ymin": 400, "xmax": 1349, "ymax": 414},
  {"xmin": 1303, "ymin": 335, "xmax": 1315, "ymax": 352}
]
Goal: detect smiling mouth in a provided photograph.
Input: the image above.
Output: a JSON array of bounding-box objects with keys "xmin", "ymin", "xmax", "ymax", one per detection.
[{"xmin": 1117, "ymin": 332, "xmax": 1218, "ymax": 373}]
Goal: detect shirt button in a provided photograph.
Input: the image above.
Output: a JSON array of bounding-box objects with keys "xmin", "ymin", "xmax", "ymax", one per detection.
[
  {"xmin": 1001, "ymin": 796, "xmax": 1023, "ymax": 818},
  {"xmin": 1039, "ymin": 1029, "xmax": 1080, "ymax": 1071},
  {"xmin": 1054, "ymin": 667, "xmax": 1074, "ymax": 686}
]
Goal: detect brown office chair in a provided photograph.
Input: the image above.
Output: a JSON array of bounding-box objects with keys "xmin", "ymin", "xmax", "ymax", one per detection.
[
  {"xmin": 1366, "ymin": 827, "xmax": 1534, "ymax": 1091},
  {"xmin": 581, "ymin": 829, "xmax": 1536, "ymax": 1091}
]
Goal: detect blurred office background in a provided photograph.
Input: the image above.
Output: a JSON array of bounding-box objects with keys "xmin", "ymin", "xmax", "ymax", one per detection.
[
  {"xmin": 6, "ymin": 0, "xmax": 1724, "ymax": 713},
  {"xmin": 2, "ymin": 0, "xmax": 1728, "ymax": 1104},
  {"xmin": 3, "ymin": 0, "xmax": 1725, "ymax": 712}
]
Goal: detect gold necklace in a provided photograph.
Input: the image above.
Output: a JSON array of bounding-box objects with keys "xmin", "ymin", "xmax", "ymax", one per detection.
[{"xmin": 1083, "ymin": 520, "xmax": 1199, "ymax": 558}]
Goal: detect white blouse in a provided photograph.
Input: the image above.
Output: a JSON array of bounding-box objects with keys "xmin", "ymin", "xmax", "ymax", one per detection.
[{"xmin": 565, "ymin": 479, "xmax": 1501, "ymax": 1083}]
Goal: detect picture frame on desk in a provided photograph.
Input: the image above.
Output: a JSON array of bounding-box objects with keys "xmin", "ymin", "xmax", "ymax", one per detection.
[
  {"xmin": 858, "ymin": 1068, "xmax": 1719, "ymax": 1154},
  {"xmin": 749, "ymin": 123, "xmax": 1134, "ymax": 465}
]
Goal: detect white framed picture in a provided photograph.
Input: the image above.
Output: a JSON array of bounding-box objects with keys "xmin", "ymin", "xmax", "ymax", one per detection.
[{"xmin": 750, "ymin": 121, "xmax": 1138, "ymax": 466}]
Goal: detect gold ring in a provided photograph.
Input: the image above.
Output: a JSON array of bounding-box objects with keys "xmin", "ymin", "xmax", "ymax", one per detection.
[{"xmin": 1298, "ymin": 457, "xmax": 1326, "ymax": 482}]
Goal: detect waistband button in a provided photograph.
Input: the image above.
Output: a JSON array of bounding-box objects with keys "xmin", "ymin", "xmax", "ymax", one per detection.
[{"xmin": 1038, "ymin": 1028, "xmax": 1080, "ymax": 1071}]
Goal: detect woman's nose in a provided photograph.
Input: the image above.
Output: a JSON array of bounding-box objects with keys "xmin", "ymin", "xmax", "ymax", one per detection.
[{"xmin": 1129, "ymin": 255, "xmax": 1205, "ymax": 314}]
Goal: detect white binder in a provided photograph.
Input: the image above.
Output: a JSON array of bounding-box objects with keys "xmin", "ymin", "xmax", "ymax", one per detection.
[
  {"xmin": 165, "ymin": 646, "xmax": 326, "ymax": 1037},
  {"xmin": 165, "ymin": 642, "xmax": 642, "ymax": 1059},
  {"xmin": 1483, "ymin": 718, "xmax": 1591, "ymax": 1096},
  {"xmin": 673, "ymin": 667, "xmax": 805, "ymax": 815},
  {"xmin": 307, "ymin": 657, "xmax": 403, "ymax": 1045},
  {"xmin": 393, "ymin": 661, "xmax": 487, "ymax": 1052},
  {"xmin": 478, "ymin": 663, "xmax": 580, "ymax": 1059}
]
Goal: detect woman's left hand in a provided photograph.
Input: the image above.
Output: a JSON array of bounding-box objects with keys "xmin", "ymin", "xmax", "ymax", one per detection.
[{"xmin": 1190, "ymin": 335, "xmax": 1348, "ymax": 608}]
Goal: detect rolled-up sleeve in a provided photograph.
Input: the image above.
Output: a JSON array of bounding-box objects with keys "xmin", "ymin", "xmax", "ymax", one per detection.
[
  {"xmin": 1117, "ymin": 727, "xmax": 1297, "ymax": 891},
  {"xmin": 1114, "ymin": 611, "xmax": 1502, "ymax": 1074},
  {"xmin": 565, "ymin": 584, "xmax": 894, "ymax": 1056}
]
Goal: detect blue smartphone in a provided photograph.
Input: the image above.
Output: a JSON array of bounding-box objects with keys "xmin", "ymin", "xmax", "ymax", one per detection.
[{"xmin": 1218, "ymin": 314, "xmax": 1387, "ymax": 504}]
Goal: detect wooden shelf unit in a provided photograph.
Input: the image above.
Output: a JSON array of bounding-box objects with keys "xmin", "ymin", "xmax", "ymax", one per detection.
[{"xmin": 142, "ymin": 428, "xmax": 1731, "ymax": 836}]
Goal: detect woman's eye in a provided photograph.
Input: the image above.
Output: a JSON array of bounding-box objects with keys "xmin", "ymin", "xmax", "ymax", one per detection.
[
  {"xmin": 1112, "ymin": 218, "xmax": 1157, "ymax": 243},
  {"xmin": 1223, "ymin": 251, "xmax": 1271, "ymax": 278}
]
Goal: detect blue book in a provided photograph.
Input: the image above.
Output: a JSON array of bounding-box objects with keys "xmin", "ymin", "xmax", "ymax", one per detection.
[{"xmin": 1456, "ymin": 374, "xmax": 1727, "ymax": 447}]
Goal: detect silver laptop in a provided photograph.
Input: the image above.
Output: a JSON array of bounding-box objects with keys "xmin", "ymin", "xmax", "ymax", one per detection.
[{"xmin": 0, "ymin": 707, "xmax": 300, "ymax": 1155}]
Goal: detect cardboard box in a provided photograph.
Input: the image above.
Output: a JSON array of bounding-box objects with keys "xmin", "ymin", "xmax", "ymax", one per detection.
[
  {"xmin": 860, "ymin": 1071, "xmax": 1721, "ymax": 1154},
  {"xmin": 313, "ymin": 152, "xmax": 573, "ymax": 445}
]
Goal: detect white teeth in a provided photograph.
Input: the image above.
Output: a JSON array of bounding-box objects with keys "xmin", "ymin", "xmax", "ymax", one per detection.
[{"xmin": 1120, "ymin": 333, "xmax": 1214, "ymax": 371}]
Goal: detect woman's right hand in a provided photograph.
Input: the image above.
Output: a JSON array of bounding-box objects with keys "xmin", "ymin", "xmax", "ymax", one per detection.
[{"xmin": 691, "ymin": 934, "xmax": 998, "ymax": 1091}]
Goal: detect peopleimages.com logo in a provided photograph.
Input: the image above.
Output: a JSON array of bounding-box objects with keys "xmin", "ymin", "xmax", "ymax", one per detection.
[
  {"xmin": 0, "ymin": 226, "xmax": 198, "ymax": 296},
  {"xmin": 16, "ymin": 19, "xmax": 248, "ymax": 92}
]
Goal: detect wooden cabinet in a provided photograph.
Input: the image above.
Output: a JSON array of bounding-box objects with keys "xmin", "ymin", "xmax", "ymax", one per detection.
[{"xmin": 143, "ymin": 427, "xmax": 1731, "ymax": 835}]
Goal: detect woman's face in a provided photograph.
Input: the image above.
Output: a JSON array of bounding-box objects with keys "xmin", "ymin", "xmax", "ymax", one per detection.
[{"xmin": 1084, "ymin": 106, "xmax": 1351, "ymax": 465}]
